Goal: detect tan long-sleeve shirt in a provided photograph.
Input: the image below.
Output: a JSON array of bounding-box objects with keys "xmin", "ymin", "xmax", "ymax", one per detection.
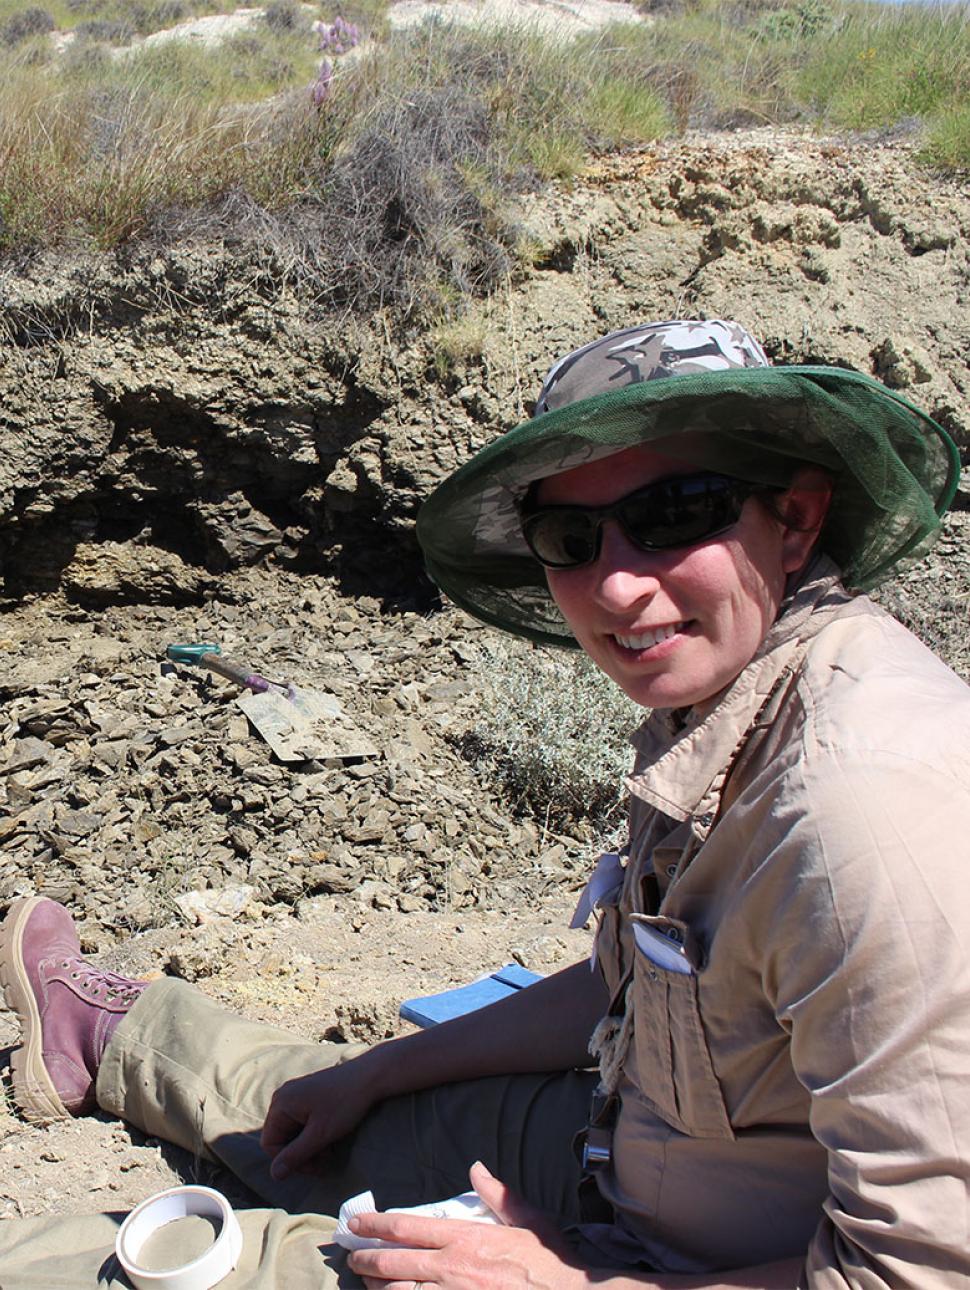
[{"xmin": 586, "ymin": 561, "xmax": 970, "ymax": 1286}]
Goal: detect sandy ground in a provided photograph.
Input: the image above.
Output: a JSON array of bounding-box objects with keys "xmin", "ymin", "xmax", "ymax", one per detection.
[
  {"xmin": 387, "ymin": 0, "xmax": 646, "ymax": 36},
  {"xmin": 141, "ymin": 7, "xmax": 266, "ymax": 49},
  {"xmin": 50, "ymin": 0, "xmax": 647, "ymax": 58},
  {"xmin": 49, "ymin": 6, "xmax": 266, "ymax": 57}
]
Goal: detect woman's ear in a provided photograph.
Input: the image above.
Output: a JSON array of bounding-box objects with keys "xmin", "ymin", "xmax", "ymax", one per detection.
[{"xmin": 778, "ymin": 468, "xmax": 833, "ymax": 574}]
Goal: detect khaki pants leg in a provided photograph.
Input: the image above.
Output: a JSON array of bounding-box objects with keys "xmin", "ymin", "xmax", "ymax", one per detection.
[
  {"xmin": 0, "ymin": 1209, "xmax": 341, "ymax": 1290},
  {"xmin": 0, "ymin": 979, "xmax": 596, "ymax": 1288}
]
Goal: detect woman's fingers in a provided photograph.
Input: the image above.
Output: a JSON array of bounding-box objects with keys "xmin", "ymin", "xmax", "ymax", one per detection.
[
  {"xmin": 349, "ymin": 1212, "xmax": 455, "ymax": 1249},
  {"xmin": 347, "ymin": 1223, "xmax": 441, "ymax": 1286},
  {"xmin": 268, "ymin": 1128, "xmax": 317, "ymax": 1180},
  {"xmin": 468, "ymin": 1161, "xmax": 514, "ymax": 1223},
  {"xmin": 261, "ymin": 1062, "xmax": 382, "ymax": 1178},
  {"xmin": 265, "ymin": 1103, "xmax": 339, "ymax": 1178},
  {"xmin": 348, "ymin": 1209, "xmax": 580, "ymax": 1290},
  {"xmin": 260, "ymin": 1099, "xmax": 299, "ymax": 1155}
]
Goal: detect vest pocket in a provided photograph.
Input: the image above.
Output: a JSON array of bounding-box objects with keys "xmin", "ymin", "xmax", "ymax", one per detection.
[{"xmin": 629, "ymin": 915, "xmax": 735, "ymax": 1140}]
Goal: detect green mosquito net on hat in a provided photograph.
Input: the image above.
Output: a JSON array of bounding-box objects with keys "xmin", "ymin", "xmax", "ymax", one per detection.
[{"xmin": 417, "ymin": 320, "xmax": 960, "ymax": 647}]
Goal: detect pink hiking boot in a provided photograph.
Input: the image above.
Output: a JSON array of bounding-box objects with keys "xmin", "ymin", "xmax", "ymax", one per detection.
[{"xmin": 0, "ymin": 897, "xmax": 148, "ymax": 1122}]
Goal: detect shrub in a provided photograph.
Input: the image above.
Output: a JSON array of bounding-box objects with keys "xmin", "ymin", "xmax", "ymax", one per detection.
[
  {"xmin": 126, "ymin": 1, "xmax": 191, "ymax": 34},
  {"xmin": 466, "ymin": 640, "xmax": 642, "ymax": 834},
  {"xmin": 75, "ymin": 18, "xmax": 135, "ymax": 43},
  {"xmin": 300, "ymin": 81, "xmax": 520, "ymax": 316},
  {"xmin": 1, "ymin": 6, "xmax": 54, "ymax": 46},
  {"xmin": 277, "ymin": 18, "xmax": 674, "ymax": 315},
  {"xmin": 57, "ymin": 1, "xmax": 231, "ymax": 38},
  {"xmin": 263, "ymin": 0, "xmax": 308, "ymax": 34},
  {"xmin": 753, "ymin": 0, "xmax": 832, "ymax": 40}
]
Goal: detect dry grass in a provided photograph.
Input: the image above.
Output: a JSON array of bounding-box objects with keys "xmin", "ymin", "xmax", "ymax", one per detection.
[
  {"xmin": 0, "ymin": 0, "xmax": 966, "ymax": 315},
  {"xmin": 0, "ymin": 1, "xmax": 238, "ymax": 40}
]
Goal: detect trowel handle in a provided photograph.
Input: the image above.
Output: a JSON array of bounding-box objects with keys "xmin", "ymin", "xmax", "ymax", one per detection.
[
  {"xmin": 165, "ymin": 643, "xmax": 273, "ymax": 693},
  {"xmin": 198, "ymin": 653, "xmax": 273, "ymax": 691},
  {"xmin": 166, "ymin": 642, "xmax": 222, "ymax": 664}
]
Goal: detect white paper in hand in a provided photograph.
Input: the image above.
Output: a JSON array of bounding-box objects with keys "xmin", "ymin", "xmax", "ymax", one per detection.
[{"xmin": 333, "ymin": 1189, "xmax": 500, "ymax": 1251}]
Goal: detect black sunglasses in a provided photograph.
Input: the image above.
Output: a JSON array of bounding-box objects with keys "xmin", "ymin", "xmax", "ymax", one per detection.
[{"xmin": 520, "ymin": 472, "xmax": 764, "ymax": 569}]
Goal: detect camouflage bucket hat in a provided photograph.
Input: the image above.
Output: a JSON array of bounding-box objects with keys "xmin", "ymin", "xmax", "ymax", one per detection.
[{"xmin": 417, "ymin": 319, "xmax": 960, "ymax": 648}]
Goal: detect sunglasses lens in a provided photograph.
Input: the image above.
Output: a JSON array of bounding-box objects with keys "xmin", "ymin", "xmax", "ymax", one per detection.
[
  {"xmin": 522, "ymin": 475, "xmax": 749, "ymax": 568},
  {"xmin": 620, "ymin": 477, "xmax": 743, "ymax": 550},
  {"xmin": 522, "ymin": 511, "xmax": 599, "ymax": 568}
]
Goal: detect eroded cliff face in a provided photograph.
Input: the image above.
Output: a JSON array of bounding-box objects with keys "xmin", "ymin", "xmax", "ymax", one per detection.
[
  {"xmin": 1, "ymin": 127, "xmax": 968, "ymax": 608},
  {"xmin": 0, "ymin": 123, "xmax": 967, "ymax": 959}
]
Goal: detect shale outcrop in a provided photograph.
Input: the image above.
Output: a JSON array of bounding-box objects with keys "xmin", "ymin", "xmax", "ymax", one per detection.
[{"xmin": 0, "ymin": 124, "xmax": 968, "ymax": 1219}]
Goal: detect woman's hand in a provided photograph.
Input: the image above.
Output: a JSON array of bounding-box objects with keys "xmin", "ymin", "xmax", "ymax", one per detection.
[
  {"xmin": 261, "ymin": 1051, "xmax": 386, "ymax": 1180},
  {"xmin": 348, "ymin": 1161, "xmax": 585, "ymax": 1290}
]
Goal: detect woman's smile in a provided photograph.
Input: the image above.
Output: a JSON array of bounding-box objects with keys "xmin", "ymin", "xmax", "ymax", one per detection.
[{"xmin": 613, "ymin": 621, "xmax": 689, "ymax": 652}]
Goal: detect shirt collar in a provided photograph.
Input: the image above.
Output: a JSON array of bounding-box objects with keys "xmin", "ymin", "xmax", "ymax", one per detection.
[{"xmin": 626, "ymin": 556, "xmax": 852, "ymax": 821}]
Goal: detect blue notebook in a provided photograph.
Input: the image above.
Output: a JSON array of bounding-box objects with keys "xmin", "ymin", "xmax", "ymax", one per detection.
[{"xmin": 399, "ymin": 963, "xmax": 544, "ymax": 1027}]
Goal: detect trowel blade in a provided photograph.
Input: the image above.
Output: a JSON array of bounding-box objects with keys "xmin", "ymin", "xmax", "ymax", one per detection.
[{"xmin": 235, "ymin": 689, "xmax": 378, "ymax": 764}]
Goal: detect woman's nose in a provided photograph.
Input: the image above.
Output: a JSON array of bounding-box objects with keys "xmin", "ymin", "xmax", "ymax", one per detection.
[{"xmin": 590, "ymin": 521, "xmax": 662, "ymax": 608}]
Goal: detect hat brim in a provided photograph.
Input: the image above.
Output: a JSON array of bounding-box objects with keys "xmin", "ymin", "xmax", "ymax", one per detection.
[{"xmin": 417, "ymin": 365, "xmax": 960, "ymax": 647}]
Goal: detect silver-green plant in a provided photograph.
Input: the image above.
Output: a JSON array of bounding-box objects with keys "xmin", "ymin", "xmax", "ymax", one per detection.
[{"xmin": 468, "ymin": 639, "xmax": 642, "ymax": 834}]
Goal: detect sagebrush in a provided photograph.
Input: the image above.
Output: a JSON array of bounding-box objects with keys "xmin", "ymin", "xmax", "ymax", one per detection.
[{"xmin": 466, "ymin": 641, "xmax": 642, "ymax": 835}]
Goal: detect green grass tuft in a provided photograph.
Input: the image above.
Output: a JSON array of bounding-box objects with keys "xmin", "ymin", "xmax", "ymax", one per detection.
[
  {"xmin": 581, "ymin": 76, "xmax": 672, "ymax": 148},
  {"xmin": 922, "ymin": 101, "xmax": 970, "ymax": 170}
]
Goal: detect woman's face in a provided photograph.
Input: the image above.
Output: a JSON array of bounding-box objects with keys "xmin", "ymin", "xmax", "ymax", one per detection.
[{"xmin": 538, "ymin": 445, "xmax": 826, "ymax": 710}]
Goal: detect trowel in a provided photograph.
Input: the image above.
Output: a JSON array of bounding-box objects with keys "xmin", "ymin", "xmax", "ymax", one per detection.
[{"xmin": 164, "ymin": 643, "xmax": 377, "ymax": 764}]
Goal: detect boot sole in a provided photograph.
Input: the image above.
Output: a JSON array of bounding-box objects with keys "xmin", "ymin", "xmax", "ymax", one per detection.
[{"xmin": 0, "ymin": 897, "xmax": 70, "ymax": 1123}]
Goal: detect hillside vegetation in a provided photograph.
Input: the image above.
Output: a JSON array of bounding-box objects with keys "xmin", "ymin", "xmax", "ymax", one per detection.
[{"xmin": 0, "ymin": 0, "xmax": 967, "ymax": 320}]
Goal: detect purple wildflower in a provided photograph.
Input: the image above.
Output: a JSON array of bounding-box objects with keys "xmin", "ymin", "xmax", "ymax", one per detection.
[{"xmin": 316, "ymin": 15, "xmax": 360, "ymax": 56}]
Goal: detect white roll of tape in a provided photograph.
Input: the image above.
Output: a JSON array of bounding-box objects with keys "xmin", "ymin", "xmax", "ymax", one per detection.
[{"xmin": 115, "ymin": 1185, "xmax": 244, "ymax": 1290}]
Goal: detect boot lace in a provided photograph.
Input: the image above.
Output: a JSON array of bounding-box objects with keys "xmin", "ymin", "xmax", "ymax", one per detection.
[{"xmin": 59, "ymin": 957, "xmax": 145, "ymax": 1007}]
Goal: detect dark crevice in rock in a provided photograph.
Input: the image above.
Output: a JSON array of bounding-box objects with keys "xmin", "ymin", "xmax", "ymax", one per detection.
[
  {"xmin": 333, "ymin": 534, "xmax": 437, "ymax": 613},
  {"xmin": 0, "ymin": 372, "xmax": 409, "ymax": 601}
]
